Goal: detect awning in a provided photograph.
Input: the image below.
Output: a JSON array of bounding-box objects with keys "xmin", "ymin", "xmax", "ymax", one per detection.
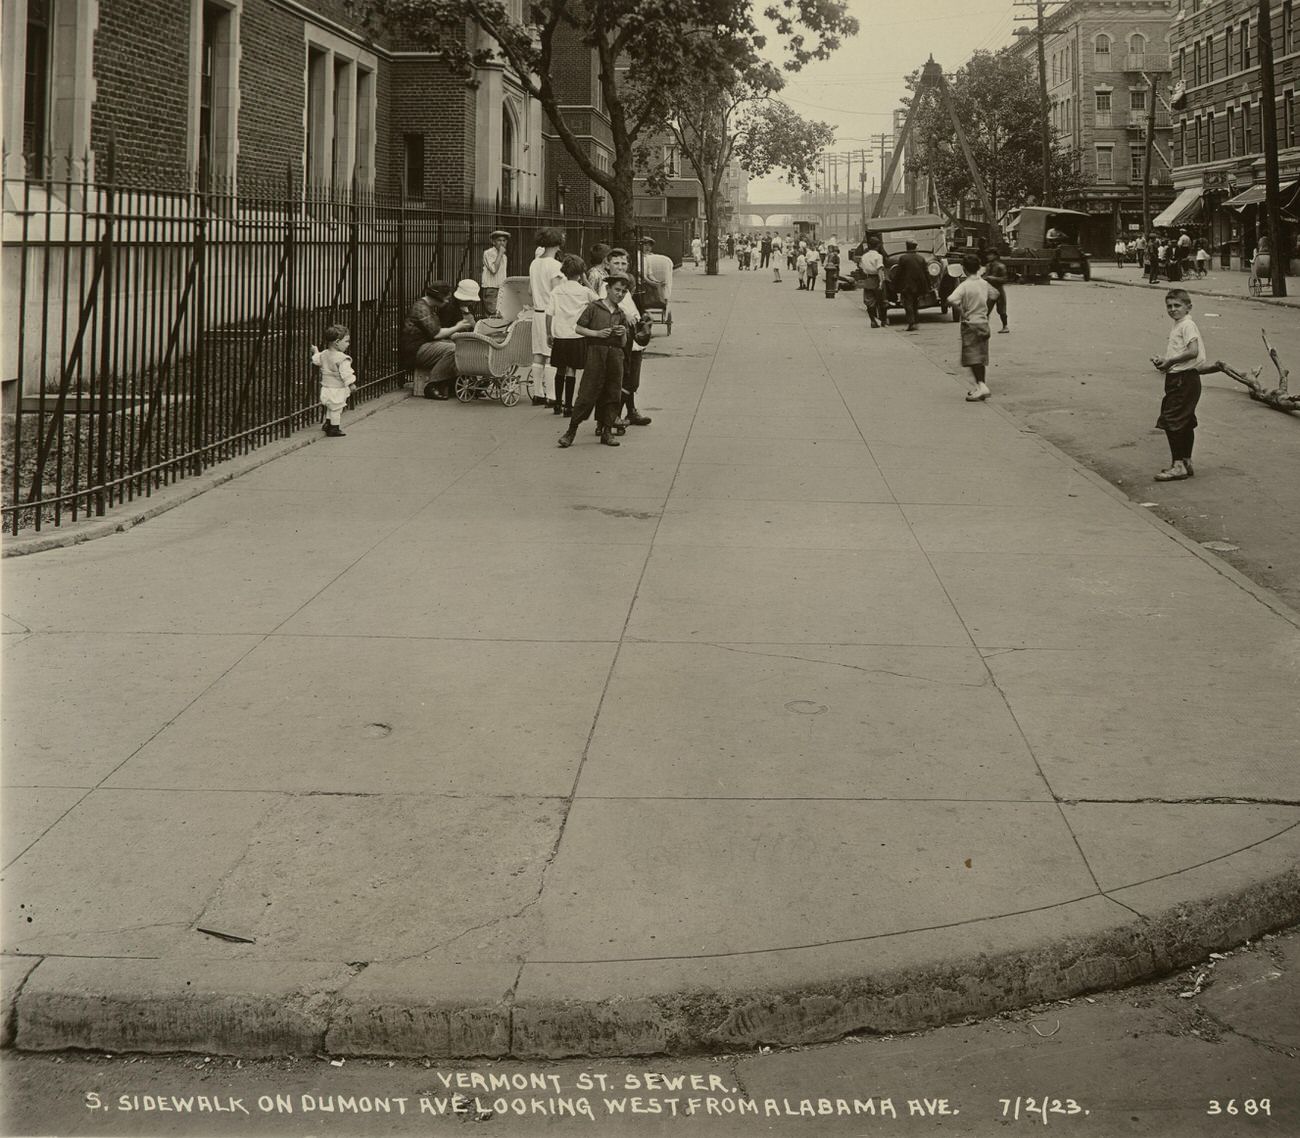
[
  {"xmin": 1223, "ymin": 180, "xmax": 1298, "ymax": 208},
  {"xmin": 1152, "ymin": 187, "xmax": 1203, "ymax": 227}
]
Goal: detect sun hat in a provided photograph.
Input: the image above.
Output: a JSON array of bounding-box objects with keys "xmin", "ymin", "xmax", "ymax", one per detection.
[
  {"xmin": 454, "ymin": 279, "xmax": 481, "ymax": 302},
  {"xmin": 488, "ymin": 229, "xmax": 510, "ymax": 240}
]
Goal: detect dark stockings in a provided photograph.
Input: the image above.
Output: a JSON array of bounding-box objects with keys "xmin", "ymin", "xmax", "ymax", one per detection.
[{"xmin": 1166, "ymin": 426, "xmax": 1195, "ymax": 462}]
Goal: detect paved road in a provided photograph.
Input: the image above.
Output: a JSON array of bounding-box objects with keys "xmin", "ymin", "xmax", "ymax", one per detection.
[
  {"xmin": 892, "ymin": 268, "xmax": 1300, "ymax": 611},
  {"xmin": 3, "ymin": 928, "xmax": 1296, "ymax": 1137}
]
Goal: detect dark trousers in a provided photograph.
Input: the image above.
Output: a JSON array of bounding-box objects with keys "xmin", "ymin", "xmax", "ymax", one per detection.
[
  {"xmin": 990, "ymin": 286, "xmax": 1007, "ymax": 327},
  {"xmin": 901, "ymin": 290, "xmax": 921, "ymax": 327},
  {"xmin": 760, "ymin": 249, "xmax": 771, "ymax": 267},
  {"xmin": 569, "ymin": 345, "xmax": 624, "ymax": 428},
  {"xmin": 1166, "ymin": 425, "xmax": 1195, "ymax": 462},
  {"xmin": 864, "ymin": 287, "xmax": 886, "ymax": 323},
  {"xmin": 622, "ymin": 349, "xmax": 643, "ymax": 398}
]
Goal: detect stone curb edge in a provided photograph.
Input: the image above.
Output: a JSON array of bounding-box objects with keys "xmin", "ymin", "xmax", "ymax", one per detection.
[
  {"xmin": 1087, "ymin": 273, "xmax": 1300, "ymax": 309},
  {"xmin": 2, "ymin": 390, "xmax": 414, "ymax": 559},
  {"xmin": 4, "ymin": 868, "xmax": 1297, "ymax": 1061}
]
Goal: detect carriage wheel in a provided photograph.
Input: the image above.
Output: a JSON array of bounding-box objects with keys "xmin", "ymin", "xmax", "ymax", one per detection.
[
  {"xmin": 501, "ymin": 378, "xmax": 521, "ymax": 407},
  {"xmin": 1248, "ymin": 275, "xmax": 1262, "ymax": 297},
  {"xmin": 455, "ymin": 375, "xmax": 477, "ymax": 402}
]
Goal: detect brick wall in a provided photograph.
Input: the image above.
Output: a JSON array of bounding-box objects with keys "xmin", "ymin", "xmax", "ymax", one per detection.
[{"xmin": 91, "ymin": 0, "xmax": 192, "ymax": 183}]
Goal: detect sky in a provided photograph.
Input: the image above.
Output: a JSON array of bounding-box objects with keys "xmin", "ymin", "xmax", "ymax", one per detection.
[{"xmin": 748, "ymin": 0, "xmax": 1022, "ymax": 201}]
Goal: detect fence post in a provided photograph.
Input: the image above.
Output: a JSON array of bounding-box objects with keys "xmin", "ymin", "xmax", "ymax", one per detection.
[
  {"xmin": 349, "ymin": 171, "xmax": 361, "ymax": 339},
  {"xmin": 283, "ymin": 164, "xmax": 298, "ymax": 433},
  {"xmin": 190, "ymin": 164, "xmax": 209, "ymax": 474},
  {"xmin": 92, "ymin": 134, "xmax": 117, "ymax": 514}
]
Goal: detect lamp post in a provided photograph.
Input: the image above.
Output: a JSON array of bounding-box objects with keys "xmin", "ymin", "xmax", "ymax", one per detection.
[{"xmin": 556, "ymin": 177, "xmax": 567, "ymax": 218}]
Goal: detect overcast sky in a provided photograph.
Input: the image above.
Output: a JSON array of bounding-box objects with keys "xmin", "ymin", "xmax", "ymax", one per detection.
[{"xmin": 750, "ymin": 0, "xmax": 1021, "ymax": 200}]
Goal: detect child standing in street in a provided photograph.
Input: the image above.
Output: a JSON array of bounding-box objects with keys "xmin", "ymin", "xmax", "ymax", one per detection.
[
  {"xmin": 1149, "ymin": 288, "xmax": 1205, "ymax": 481},
  {"xmin": 545, "ymin": 254, "xmax": 595, "ymax": 417},
  {"xmin": 947, "ymin": 254, "xmax": 999, "ymax": 402},
  {"xmin": 982, "ymin": 248, "xmax": 1010, "ymax": 333},
  {"xmin": 795, "ymin": 249, "xmax": 808, "ymax": 289},
  {"xmin": 311, "ymin": 324, "xmax": 356, "ymax": 436},
  {"xmin": 805, "ymin": 245, "xmax": 820, "ymax": 292},
  {"xmin": 557, "ymin": 272, "xmax": 632, "ymax": 449},
  {"xmin": 823, "ymin": 245, "xmax": 840, "ymax": 298}
]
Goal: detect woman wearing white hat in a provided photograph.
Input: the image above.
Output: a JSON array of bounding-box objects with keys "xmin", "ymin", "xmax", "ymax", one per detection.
[{"xmin": 399, "ymin": 281, "xmax": 475, "ymax": 399}]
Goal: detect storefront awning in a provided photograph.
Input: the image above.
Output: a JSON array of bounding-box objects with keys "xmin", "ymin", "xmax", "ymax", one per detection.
[
  {"xmin": 1152, "ymin": 187, "xmax": 1203, "ymax": 227},
  {"xmin": 1223, "ymin": 180, "xmax": 1298, "ymax": 208}
]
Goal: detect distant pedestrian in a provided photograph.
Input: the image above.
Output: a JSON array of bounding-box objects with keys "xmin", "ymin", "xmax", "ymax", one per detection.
[
  {"xmin": 982, "ymin": 248, "xmax": 1010, "ymax": 333},
  {"xmin": 1194, "ymin": 238, "xmax": 1211, "ymax": 277},
  {"xmin": 1114, "ymin": 236, "xmax": 1127, "ymax": 270},
  {"xmin": 772, "ymin": 235, "xmax": 784, "ymax": 283},
  {"xmin": 760, "ymin": 232, "xmax": 773, "ymax": 269},
  {"xmin": 1149, "ymin": 288, "xmax": 1205, "ymax": 481},
  {"xmin": 948, "ymin": 254, "xmax": 999, "ymax": 402},
  {"xmin": 795, "ymin": 250, "xmax": 808, "ymax": 289},
  {"xmin": 726, "ymin": 233, "xmax": 735, "ymax": 258},
  {"xmin": 1146, "ymin": 236, "xmax": 1162, "ymax": 284},
  {"xmin": 311, "ymin": 323, "xmax": 357, "ymax": 436},
  {"xmin": 691, "ymin": 236, "xmax": 703, "ymax": 268},
  {"xmin": 804, "ymin": 244, "xmax": 820, "ymax": 291}
]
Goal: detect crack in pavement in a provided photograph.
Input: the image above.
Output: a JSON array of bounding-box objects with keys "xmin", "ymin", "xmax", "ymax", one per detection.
[
  {"xmin": 1060, "ymin": 797, "xmax": 1300, "ymax": 807},
  {"xmin": 706, "ymin": 643, "xmax": 990, "ymax": 688}
]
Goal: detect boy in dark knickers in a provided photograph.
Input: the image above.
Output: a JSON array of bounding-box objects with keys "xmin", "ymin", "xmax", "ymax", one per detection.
[
  {"xmin": 1149, "ymin": 289, "xmax": 1205, "ymax": 481},
  {"xmin": 557, "ymin": 272, "xmax": 632, "ymax": 449}
]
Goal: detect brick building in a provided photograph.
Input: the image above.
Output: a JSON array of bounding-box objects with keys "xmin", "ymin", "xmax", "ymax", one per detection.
[
  {"xmin": 542, "ymin": 22, "xmax": 614, "ymax": 216},
  {"xmin": 1165, "ymin": 0, "xmax": 1299, "ymax": 269},
  {"xmin": 0, "ymin": 0, "xmax": 545, "ymax": 203},
  {"xmin": 1012, "ymin": 0, "xmax": 1177, "ymax": 249}
]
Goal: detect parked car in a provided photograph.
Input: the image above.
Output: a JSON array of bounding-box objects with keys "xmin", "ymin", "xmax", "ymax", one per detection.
[
  {"xmin": 1004, "ymin": 206, "xmax": 1092, "ymax": 280},
  {"xmin": 855, "ymin": 214, "xmax": 958, "ymax": 314}
]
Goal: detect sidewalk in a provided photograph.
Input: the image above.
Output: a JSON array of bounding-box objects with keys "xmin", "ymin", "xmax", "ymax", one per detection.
[
  {"xmin": 3, "ymin": 269, "xmax": 1298, "ymax": 1060},
  {"xmin": 1089, "ymin": 262, "xmax": 1300, "ymax": 307}
]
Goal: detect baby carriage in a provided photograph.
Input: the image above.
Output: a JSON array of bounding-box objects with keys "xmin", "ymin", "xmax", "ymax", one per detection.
[
  {"xmin": 634, "ymin": 252, "xmax": 675, "ymax": 336},
  {"xmin": 451, "ymin": 312, "xmax": 536, "ymax": 406}
]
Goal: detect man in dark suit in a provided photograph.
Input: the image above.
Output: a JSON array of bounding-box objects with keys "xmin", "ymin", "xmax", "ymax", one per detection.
[{"xmin": 893, "ymin": 240, "xmax": 930, "ymax": 332}]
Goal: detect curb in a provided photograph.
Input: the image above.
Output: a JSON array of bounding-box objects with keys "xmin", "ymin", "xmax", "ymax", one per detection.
[
  {"xmin": 1, "ymin": 390, "xmax": 413, "ymax": 559},
  {"xmin": 6, "ymin": 869, "xmax": 1298, "ymax": 1059},
  {"xmin": 1087, "ymin": 273, "xmax": 1300, "ymax": 309}
]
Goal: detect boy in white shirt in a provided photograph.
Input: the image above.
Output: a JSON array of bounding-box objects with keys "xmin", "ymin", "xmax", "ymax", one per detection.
[
  {"xmin": 545, "ymin": 254, "xmax": 597, "ymax": 417},
  {"xmin": 1149, "ymin": 289, "xmax": 1206, "ymax": 481},
  {"xmin": 947, "ymin": 254, "xmax": 999, "ymax": 402},
  {"xmin": 528, "ymin": 227, "xmax": 565, "ymax": 406},
  {"xmin": 481, "ymin": 230, "xmax": 509, "ymax": 315}
]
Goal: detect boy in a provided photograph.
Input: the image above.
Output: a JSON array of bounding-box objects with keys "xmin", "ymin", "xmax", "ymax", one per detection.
[
  {"xmin": 982, "ymin": 248, "xmax": 1010, "ymax": 333},
  {"xmin": 823, "ymin": 245, "xmax": 840, "ymax": 298},
  {"xmin": 606, "ymin": 248, "xmax": 652, "ymax": 428},
  {"xmin": 481, "ymin": 230, "xmax": 509, "ymax": 316},
  {"xmin": 795, "ymin": 249, "xmax": 808, "ymax": 289},
  {"xmin": 947, "ymin": 254, "xmax": 999, "ymax": 402},
  {"xmin": 1149, "ymin": 289, "xmax": 1205, "ymax": 481},
  {"xmin": 557, "ymin": 272, "xmax": 631, "ymax": 449}
]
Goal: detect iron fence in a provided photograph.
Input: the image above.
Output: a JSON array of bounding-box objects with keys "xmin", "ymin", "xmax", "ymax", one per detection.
[{"xmin": 2, "ymin": 152, "xmax": 686, "ymax": 534}]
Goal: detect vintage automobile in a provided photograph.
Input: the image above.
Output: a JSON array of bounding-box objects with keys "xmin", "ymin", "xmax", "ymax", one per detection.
[
  {"xmin": 1004, "ymin": 206, "xmax": 1092, "ymax": 280},
  {"xmin": 853, "ymin": 214, "xmax": 958, "ymax": 315}
]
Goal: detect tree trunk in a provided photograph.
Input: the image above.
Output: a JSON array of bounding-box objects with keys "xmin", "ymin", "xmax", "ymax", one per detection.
[
  {"xmin": 611, "ymin": 166, "xmax": 637, "ymax": 250},
  {"xmin": 701, "ymin": 182, "xmax": 721, "ymax": 275}
]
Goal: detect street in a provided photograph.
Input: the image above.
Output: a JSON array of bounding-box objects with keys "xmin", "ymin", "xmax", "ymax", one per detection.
[
  {"xmin": 3, "ymin": 927, "xmax": 1297, "ymax": 1137},
  {"xmin": 895, "ymin": 269, "xmax": 1300, "ymax": 610}
]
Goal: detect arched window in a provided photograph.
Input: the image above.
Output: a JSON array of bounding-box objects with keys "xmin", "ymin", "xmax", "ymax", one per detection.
[
  {"xmin": 501, "ymin": 109, "xmax": 516, "ymax": 204},
  {"xmin": 1095, "ymin": 33, "xmax": 1111, "ymax": 58},
  {"xmin": 1129, "ymin": 32, "xmax": 1147, "ymax": 52}
]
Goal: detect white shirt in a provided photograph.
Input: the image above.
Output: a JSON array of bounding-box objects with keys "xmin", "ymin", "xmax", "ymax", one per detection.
[
  {"xmin": 481, "ymin": 246, "xmax": 508, "ymax": 288},
  {"xmin": 1165, "ymin": 316, "xmax": 1205, "ymax": 368},
  {"xmin": 948, "ymin": 276, "xmax": 999, "ymax": 325},
  {"xmin": 859, "ymin": 249, "xmax": 884, "ymax": 275},
  {"xmin": 546, "ymin": 278, "xmax": 597, "ymax": 339},
  {"xmin": 529, "ymin": 252, "xmax": 563, "ymax": 312}
]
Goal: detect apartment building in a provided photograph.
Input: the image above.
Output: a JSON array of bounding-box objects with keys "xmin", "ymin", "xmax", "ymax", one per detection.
[
  {"xmin": 1166, "ymin": 0, "xmax": 1299, "ymax": 267},
  {"xmin": 1013, "ymin": 0, "xmax": 1177, "ymax": 248}
]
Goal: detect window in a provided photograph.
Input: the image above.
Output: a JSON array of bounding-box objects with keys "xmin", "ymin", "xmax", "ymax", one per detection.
[
  {"xmin": 194, "ymin": 2, "xmax": 237, "ymax": 188},
  {"xmin": 1225, "ymin": 27, "xmax": 1233, "ymax": 73},
  {"xmin": 1287, "ymin": 90, "xmax": 1296, "ymax": 148},
  {"xmin": 1095, "ymin": 146, "xmax": 1114, "ymax": 181},
  {"xmin": 1226, "ymin": 105, "xmax": 1236, "ymax": 156},
  {"xmin": 1243, "ymin": 99, "xmax": 1253, "ymax": 153},
  {"xmin": 403, "ymin": 133, "xmax": 423, "ymax": 199},
  {"xmin": 500, "ymin": 110, "xmax": 515, "ymax": 204},
  {"xmin": 1096, "ymin": 33, "xmax": 1111, "ymax": 58},
  {"xmin": 1192, "ymin": 41, "xmax": 1201, "ymax": 85},
  {"xmin": 1095, "ymin": 90, "xmax": 1112, "ymax": 112},
  {"xmin": 1131, "ymin": 88, "xmax": 1147, "ymax": 111},
  {"xmin": 303, "ymin": 29, "xmax": 377, "ymax": 191},
  {"xmin": 1284, "ymin": 1, "xmax": 1293, "ymax": 53},
  {"xmin": 1195, "ymin": 116, "xmax": 1203, "ymax": 163},
  {"xmin": 1207, "ymin": 110, "xmax": 1215, "ymax": 160},
  {"xmin": 1178, "ymin": 46, "xmax": 1187, "ymax": 82},
  {"xmin": 1131, "ymin": 145, "xmax": 1145, "ymax": 182},
  {"xmin": 22, "ymin": 0, "xmax": 51, "ymax": 177},
  {"xmin": 1203, "ymin": 35, "xmax": 1212, "ymax": 84},
  {"xmin": 1240, "ymin": 20, "xmax": 1250, "ymax": 69},
  {"xmin": 1178, "ymin": 120, "xmax": 1187, "ymax": 165},
  {"xmin": 5, "ymin": 0, "xmax": 94, "ymax": 181}
]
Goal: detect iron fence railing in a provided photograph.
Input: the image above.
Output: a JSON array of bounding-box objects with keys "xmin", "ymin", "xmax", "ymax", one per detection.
[{"xmin": 2, "ymin": 151, "xmax": 686, "ymax": 534}]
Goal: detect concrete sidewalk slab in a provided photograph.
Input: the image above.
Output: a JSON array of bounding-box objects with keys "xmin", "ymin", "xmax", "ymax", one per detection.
[{"xmin": 3, "ymin": 264, "xmax": 1298, "ymax": 1059}]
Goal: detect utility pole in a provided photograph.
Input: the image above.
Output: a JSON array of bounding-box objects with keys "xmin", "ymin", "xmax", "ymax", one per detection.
[
  {"xmin": 869, "ymin": 133, "xmax": 892, "ymax": 214},
  {"xmin": 1257, "ymin": 0, "xmax": 1288, "ymax": 296},
  {"xmin": 1142, "ymin": 71, "xmax": 1159, "ymax": 236},
  {"xmin": 1014, "ymin": 0, "xmax": 1063, "ymax": 205}
]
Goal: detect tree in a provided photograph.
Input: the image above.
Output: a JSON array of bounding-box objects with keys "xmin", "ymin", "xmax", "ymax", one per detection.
[
  {"xmin": 899, "ymin": 48, "xmax": 1089, "ymax": 222},
  {"xmin": 644, "ymin": 65, "xmax": 834, "ymax": 274},
  {"xmin": 348, "ymin": 0, "xmax": 857, "ymax": 246}
]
